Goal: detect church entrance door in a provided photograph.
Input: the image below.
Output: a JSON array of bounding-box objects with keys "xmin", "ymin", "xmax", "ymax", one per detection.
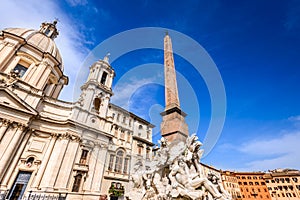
[{"xmin": 8, "ymin": 171, "xmax": 32, "ymax": 200}]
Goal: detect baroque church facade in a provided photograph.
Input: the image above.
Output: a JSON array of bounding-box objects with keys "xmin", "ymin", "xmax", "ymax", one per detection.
[{"xmin": 0, "ymin": 21, "xmax": 154, "ymax": 199}]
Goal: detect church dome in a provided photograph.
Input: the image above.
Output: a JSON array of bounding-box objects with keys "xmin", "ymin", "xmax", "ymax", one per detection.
[{"xmin": 1, "ymin": 21, "xmax": 63, "ymax": 70}]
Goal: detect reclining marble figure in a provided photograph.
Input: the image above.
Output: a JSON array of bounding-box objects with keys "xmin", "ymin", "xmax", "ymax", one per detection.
[{"xmin": 126, "ymin": 134, "xmax": 232, "ymax": 200}]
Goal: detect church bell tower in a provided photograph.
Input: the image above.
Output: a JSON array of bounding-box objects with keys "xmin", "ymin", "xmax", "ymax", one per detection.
[
  {"xmin": 76, "ymin": 54, "xmax": 115, "ymax": 119},
  {"xmin": 160, "ymin": 33, "xmax": 189, "ymax": 142}
]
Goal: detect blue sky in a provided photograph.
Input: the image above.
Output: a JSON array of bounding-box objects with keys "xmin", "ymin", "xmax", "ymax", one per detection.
[{"xmin": 1, "ymin": 0, "xmax": 300, "ymax": 171}]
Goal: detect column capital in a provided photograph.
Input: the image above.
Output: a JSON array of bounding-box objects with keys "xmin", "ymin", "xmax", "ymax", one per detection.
[
  {"xmin": 0, "ymin": 119, "xmax": 10, "ymax": 126},
  {"xmin": 50, "ymin": 132, "xmax": 60, "ymax": 138}
]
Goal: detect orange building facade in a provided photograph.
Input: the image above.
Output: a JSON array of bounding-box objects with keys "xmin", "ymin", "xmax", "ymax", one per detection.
[
  {"xmin": 221, "ymin": 171, "xmax": 242, "ymax": 200},
  {"xmin": 235, "ymin": 172, "xmax": 271, "ymax": 200},
  {"xmin": 264, "ymin": 169, "xmax": 300, "ymax": 200}
]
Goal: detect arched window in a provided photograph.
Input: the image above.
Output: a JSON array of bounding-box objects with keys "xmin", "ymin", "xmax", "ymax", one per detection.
[
  {"xmin": 115, "ymin": 150, "xmax": 124, "ymax": 173},
  {"xmin": 100, "ymin": 71, "xmax": 108, "ymax": 84},
  {"xmin": 72, "ymin": 174, "xmax": 82, "ymax": 192},
  {"xmin": 94, "ymin": 98, "xmax": 101, "ymax": 111}
]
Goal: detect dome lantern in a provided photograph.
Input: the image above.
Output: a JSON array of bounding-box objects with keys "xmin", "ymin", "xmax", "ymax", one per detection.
[{"xmin": 39, "ymin": 20, "xmax": 59, "ymax": 40}]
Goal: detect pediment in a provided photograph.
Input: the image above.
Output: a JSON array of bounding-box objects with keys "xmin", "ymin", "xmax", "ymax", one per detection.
[{"xmin": 0, "ymin": 88, "xmax": 37, "ymax": 115}]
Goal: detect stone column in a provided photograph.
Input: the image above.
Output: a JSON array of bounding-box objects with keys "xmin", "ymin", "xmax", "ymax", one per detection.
[
  {"xmin": 23, "ymin": 63, "xmax": 37, "ymax": 82},
  {"xmin": 0, "ymin": 120, "xmax": 9, "ymax": 142},
  {"xmin": 92, "ymin": 143, "xmax": 108, "ymax": 192},
  {"xmin": 83, "ymin": 143, "xmax": 98, "ymax": 192},
  {"xmin": 31, "ymin": 133, "xmax": 58, "ymax": 189},
  {"xmin": 0, "ymin": 124, "xmax": 25, "ymax": 182},
  {"xmin": 94, "ymin": 65, "xmax": 101, "ymax": 81},
  {"xmin": 30, "ymin": 59, "xmax": 51, "ymax": 89},
  {"xmin": 0, "ymin": 40, "xmax": 19, "ymax": 70},
  {"xmin": 39, "ymin": 134, "xmax": 69, "ymax": 190},
  {"xmin": 54, "ymin": 136, "xmax": 80, "ymax": 190},
  {"xmin": 108, "ymin": 74, "xmax": 114, "ymax": 88},
  {"xmin": 44, "ymin": 83, "xmax": 56, "ymax": 96},
  {"xmin": 52, "ymin": 78, "xmax": 66, "ymax": 99},
  {"xmin": 1, "ymin": 129, "xmax": 31, "ymax": 187}
]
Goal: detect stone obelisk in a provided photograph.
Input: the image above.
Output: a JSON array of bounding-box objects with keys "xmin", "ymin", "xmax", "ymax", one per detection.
[{"xmin": 160, "ymin": 33, "xmax": 189, "ymax": 142}]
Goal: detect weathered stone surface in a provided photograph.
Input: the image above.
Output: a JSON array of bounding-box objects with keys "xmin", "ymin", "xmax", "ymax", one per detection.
[{"xmin": 126, "ymin": 135, "xmax": 232, "ymax": 200}]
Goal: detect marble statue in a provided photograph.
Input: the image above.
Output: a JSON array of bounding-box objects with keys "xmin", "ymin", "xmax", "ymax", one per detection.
[{"xmin": 126, "ymin": 134, "xmax": 232, "ymax": 200}]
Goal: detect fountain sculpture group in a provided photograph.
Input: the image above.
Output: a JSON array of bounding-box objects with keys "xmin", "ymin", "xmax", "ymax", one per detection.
[{"xmin": 126, "ymin": 134, "xmax": 232, "ymax": 200}]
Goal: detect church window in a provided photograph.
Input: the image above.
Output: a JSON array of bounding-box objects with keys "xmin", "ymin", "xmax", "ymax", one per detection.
[
  {"xmin": 123, "ymin": 158, "xmax": 129, "ymax": 174},
  {"xmin": 120, "ymin": 130, "xmax": 125, "ymax": 140},
  {"xmin": 139, "ymin": 125, "xmax": 143, "ymax": 129},
  {"xmin": 100, "ymin": 71, "xmax": 108, "ymax": 84},
  {"xmin": 112, "ymin": 113, "xmax": 115, "ymax": 119},
  {"xmin": 44, "ymin": 28, "xmax": 51, "ymax": 36},
  {"xmin": 13, "ymin": 63, "xmax": 28, "ymax": 77},
  {"xmin": 72, "ymin": 174, "xmax": 82, "ymax": 192},
  {"xmin": 114, "ymin": 127, "xmax": 118, "ymax": 137},
  {"xmin": 146, "ymin": 149, "xmax": 150, "ymax": 159},
  {"xmin": 137, "ymin": 145, "xmax": 143, "ymax": 155},
  {"xmin": 79, "ymin": 149, "xmax": 88, "ymax": 164},
  {"xmin": 108, "ymin": 155, "xmax": 114, "ymax": 171},
  {"xmin": 123, "ymin": 116, "xmax": 126, "ymax": 123},
  {"xmin": 94, "ymin": 98, "xmax": 101, "ymax": 111},
  {"xmin": 117, "ymin": 114, "xmax": 120, "ymax": 121},
  {"xmin": 127, "ymin": 132, "xmax": 130, "ymax": 142},
  {"xmin": 115, "ymin": 150, "xmax": 124, "ymax": 173},
  {"xmin": 147, "ymin": 131, "xmax": 150, "ymax": 139},
  {"xmin": 129, "ymin": 119, "xmax": 132, "ymax": 127}
]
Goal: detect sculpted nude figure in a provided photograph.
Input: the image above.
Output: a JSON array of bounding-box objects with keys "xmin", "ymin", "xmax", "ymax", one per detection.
[{"xmin": 169, "ymin": 157, "xmax": 225, "ymax": 200}]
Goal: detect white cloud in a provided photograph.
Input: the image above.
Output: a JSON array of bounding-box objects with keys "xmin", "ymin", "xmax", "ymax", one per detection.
[
  {"xmin": 111, "ymin": 77, "xmax": 156, "ymax": 109},
  {"xmin": 66, "ymin": 0, "xmax": 88, "ymax": 7},
  {"xmin": 0, "ymin": 0, "xmax": 88, "ymax": 101},
  {"xmin": 288, "ymin": 115, "xmax": 300, "ymax": 122},
  {"xmin": 238, "ymin": 130, "xmax": 300, "ymax": 171}
]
